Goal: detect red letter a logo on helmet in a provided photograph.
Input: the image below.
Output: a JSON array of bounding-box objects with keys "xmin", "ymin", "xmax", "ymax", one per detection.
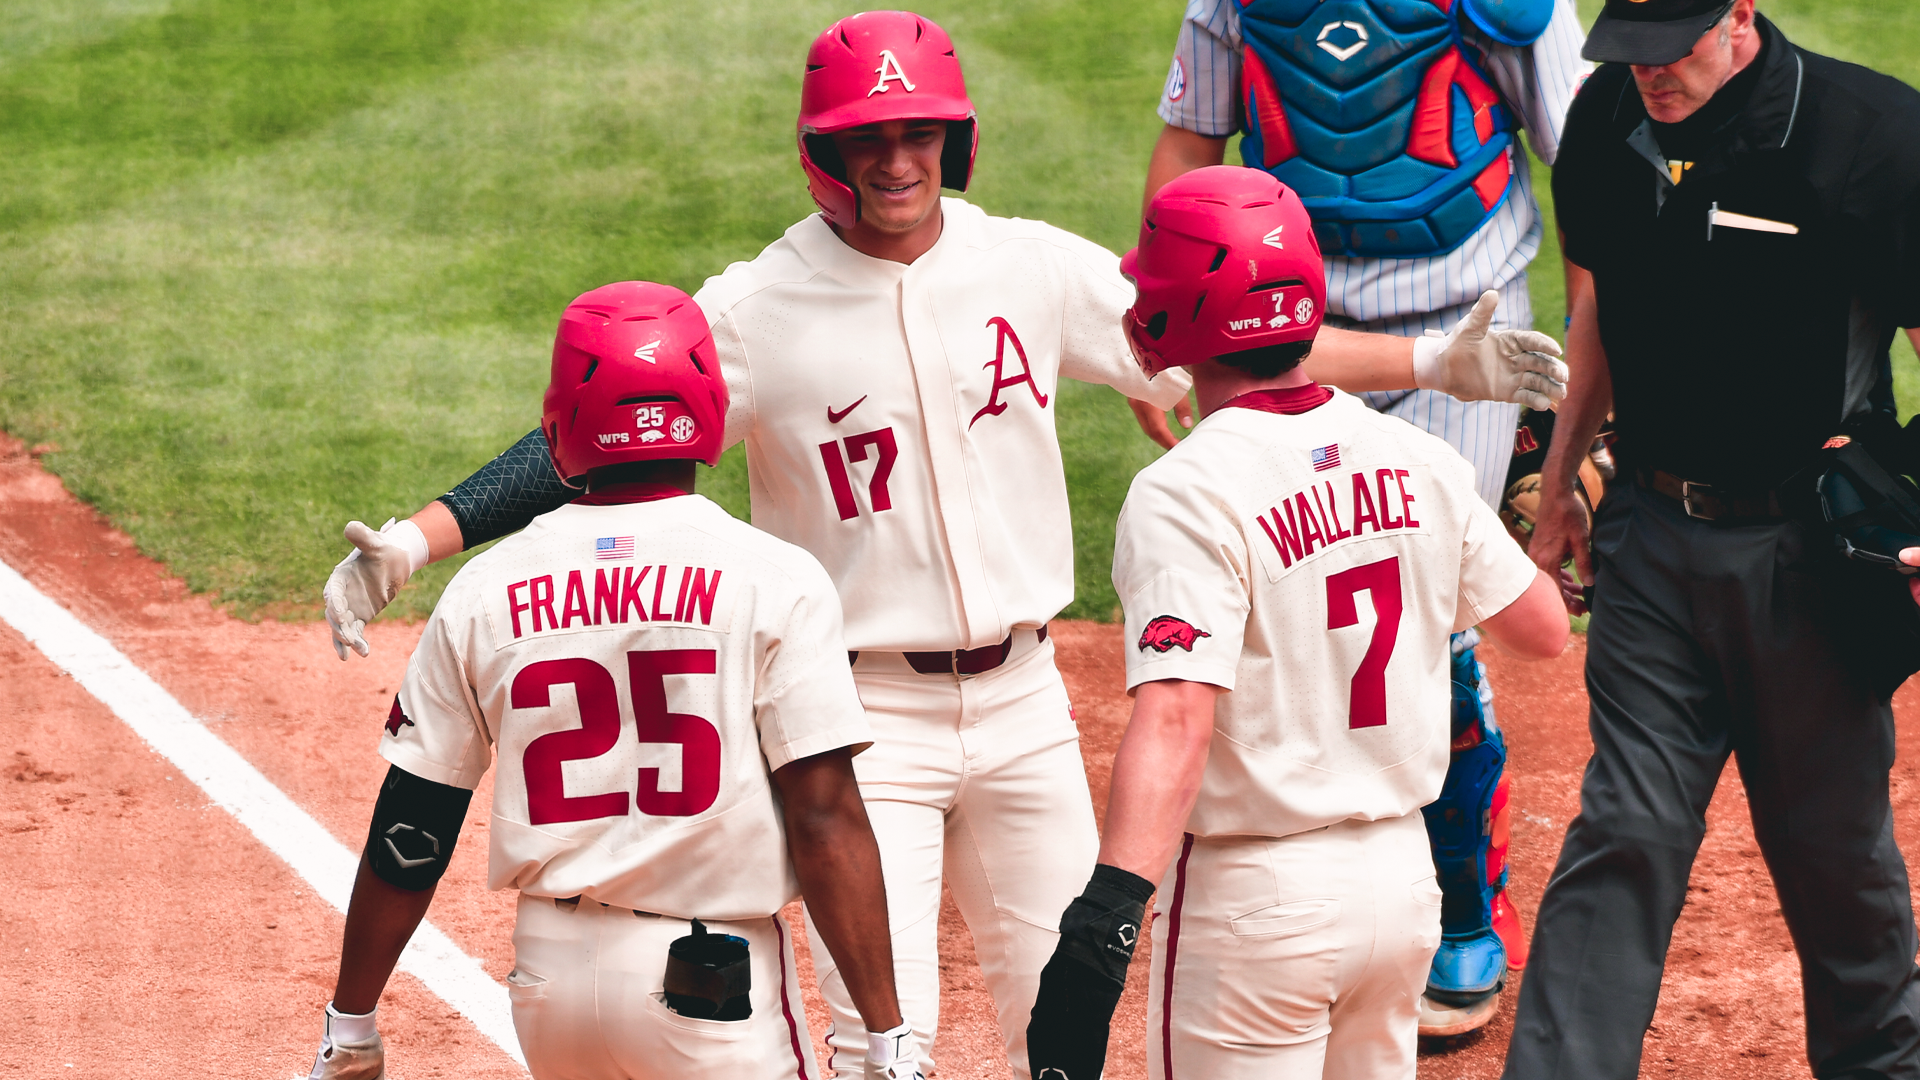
[
  {"xmin": 970, "ymin": 317, "xmax": 1049, "ymax": 428},
  {"xmin": 867, "ymin": 49, "xmax": 917, "ymax": 96}
]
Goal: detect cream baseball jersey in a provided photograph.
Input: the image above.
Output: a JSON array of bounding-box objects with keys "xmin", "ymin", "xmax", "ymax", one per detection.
[
  {"xmin": 383, "ymin": 491, "xmax": 871, "ymax": 922},
  {"xmin": 694, "ymin": 197, "xmax": 1193, "ymax": 653},
  {"xmin": 1113, "ymin": 385, "xmax": 1536, "ymax": 839}
]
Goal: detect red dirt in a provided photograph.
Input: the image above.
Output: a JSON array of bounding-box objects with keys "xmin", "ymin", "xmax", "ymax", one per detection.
[{"xmin": 4, "ymin": 427, "xmax": 1917, "ymax": 1078}]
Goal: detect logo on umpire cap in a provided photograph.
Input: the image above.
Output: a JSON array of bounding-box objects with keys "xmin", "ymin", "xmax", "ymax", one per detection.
[{"xmin": 1138, "ymin": 615, "xmax": 1210, "ymax": 653}]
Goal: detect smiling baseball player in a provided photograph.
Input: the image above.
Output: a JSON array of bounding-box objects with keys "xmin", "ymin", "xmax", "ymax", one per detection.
[
  {"xmin": 302, "ymin": 282, "xmax": 922, "ymax": 1080},
  {"xmin": 319, "ymin": 11, "xmax": 1566, "ymax": 1077},
  {"xmin": 1026, "ymin": 167, "xmax": 1567, "ymax": 1080}
]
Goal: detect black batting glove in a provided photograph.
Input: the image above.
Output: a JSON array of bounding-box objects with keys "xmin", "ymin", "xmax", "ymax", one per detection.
[{"xmin": 1026, "ymin": 863, "xmax": 1155, "ymax": 1080}]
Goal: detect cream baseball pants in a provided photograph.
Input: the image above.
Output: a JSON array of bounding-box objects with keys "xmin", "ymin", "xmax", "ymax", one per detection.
[
  {"xmin": 1149, "ymin": 813, "xmax": 1442, "ymax": 1080},
  {"xmin": 507, "ymin": 894, "xmax": 820, "ymax": 1079},
  {"xmin": 809, "ymin": 634, "xmax": 1100, "ymax": 1079}
]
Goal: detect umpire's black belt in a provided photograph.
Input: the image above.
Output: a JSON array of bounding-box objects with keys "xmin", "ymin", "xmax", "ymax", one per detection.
[
  {"xmin": 1638, "ymin": 469, "xmax": 1786, "ymax": 522},
  {"xmin": 850, "ymin": 624, "xmax": 1049, "ymax": 677}
]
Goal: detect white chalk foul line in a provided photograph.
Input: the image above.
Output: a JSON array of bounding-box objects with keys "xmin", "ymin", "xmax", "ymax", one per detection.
[{"xmin": 0, "ymin": 557, "xmax": 527, "ymax": 1071}]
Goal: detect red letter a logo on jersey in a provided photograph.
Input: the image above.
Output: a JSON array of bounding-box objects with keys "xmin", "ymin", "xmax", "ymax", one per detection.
[
  {"xmin": 386, "ymin": 695, "xmax": 414, "ymax": 737},
  {"xmin": 970, "ymin": 317, "xmax": 1049, "ymax": 429},
  {"xmin": 1139, "ymin": 615, "xmax": 1211, "ymax": 653}
]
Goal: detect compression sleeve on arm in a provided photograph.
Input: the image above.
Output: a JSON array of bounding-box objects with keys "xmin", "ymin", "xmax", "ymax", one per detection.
[
  {"xmin": 437, "ymin": 427, "xmax": 580, "ymax": 549},
  {"xmin": 365, "ymin": 764, "xmax": 474, "ymax": 892}
]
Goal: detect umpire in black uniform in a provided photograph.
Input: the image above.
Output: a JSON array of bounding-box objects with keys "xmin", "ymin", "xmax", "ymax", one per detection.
[{"xmin": 1508, "ymin": 0, "xmax": 1920, "ymax": 1076}]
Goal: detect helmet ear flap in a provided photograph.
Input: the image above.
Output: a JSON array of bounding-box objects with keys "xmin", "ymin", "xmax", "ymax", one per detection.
[
  {"xmin": 803, "ymin": 134, "xmax": 847, "ymax": 182},
  {"xmin": 940, "ymin": 118, "xmax": 975, "ymax": 192}
]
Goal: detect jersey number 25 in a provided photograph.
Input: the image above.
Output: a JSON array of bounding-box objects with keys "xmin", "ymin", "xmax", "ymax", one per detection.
[{"xmin": 514, "ymin": 650, "xmax": 720, "ymax": 825}]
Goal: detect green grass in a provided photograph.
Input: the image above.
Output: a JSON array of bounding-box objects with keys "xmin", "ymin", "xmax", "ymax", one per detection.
[{"xmin": 0, "ymin": 0, "xmax": 1915, "ymax": 622}]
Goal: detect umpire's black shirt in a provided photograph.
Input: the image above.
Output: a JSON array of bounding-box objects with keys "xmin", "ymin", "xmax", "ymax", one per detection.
[{"xmin": 1554, "ymin": 15, "xmax": 1920, "ymax": 489}]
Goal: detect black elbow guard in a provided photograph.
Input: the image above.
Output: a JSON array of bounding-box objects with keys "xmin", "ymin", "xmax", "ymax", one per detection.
[
  {"xmin": 438, "ymin": 427, "xmax": 580, "ymax": 549},
  {"xmin": 365, "ymin": 765, "xmax": 474, "ymax": 891}
]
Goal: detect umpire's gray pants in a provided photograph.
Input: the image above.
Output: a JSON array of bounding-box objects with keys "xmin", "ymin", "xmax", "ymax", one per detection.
[{"xmin": 1503, "ymin": 481, "xmax": 1920, "ymax": 1080}]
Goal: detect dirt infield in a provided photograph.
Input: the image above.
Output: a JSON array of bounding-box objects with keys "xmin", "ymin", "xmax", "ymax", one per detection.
[{"xmin": 4, "ymin": 429, "xmax": 1918, "ymax": 1078}]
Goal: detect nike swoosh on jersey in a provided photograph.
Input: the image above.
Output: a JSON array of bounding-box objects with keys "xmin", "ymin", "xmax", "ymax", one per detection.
[{"xmin": 827, "ymin": 396, "xmax": 868, "ymax": 424}]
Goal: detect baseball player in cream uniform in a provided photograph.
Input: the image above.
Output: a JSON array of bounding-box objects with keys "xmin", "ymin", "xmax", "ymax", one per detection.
[
  {"xmin": 320, "ymin": 12, "xmax": 1565, "ymax": 1078},
  {"xmin": 1025, "ymin": 169, "xmax": 1567, "ymax": 1080},
  {"xmin": 302, "ymin": 282, "xmax": 923, "ymax": 1079}
]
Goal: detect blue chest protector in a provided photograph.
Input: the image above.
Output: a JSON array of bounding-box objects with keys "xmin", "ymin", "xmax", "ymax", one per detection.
[{"xmin": 1237, "ymin": 0, "xmax": 1552, "ymax": 259}]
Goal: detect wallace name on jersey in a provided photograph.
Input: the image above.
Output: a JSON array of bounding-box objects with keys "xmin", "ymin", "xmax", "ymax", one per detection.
[{"xmin": 1255, "ymin": 464, "xmax": 1429, "ymax": 575}]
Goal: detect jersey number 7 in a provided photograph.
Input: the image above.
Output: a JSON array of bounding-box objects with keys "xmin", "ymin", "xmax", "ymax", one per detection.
[
  {"xmin": 1326, "ymin": 557, "xmax": 1403, "ymax": 729},
  {"xmin": 514, "ymin": 650, "xmax": 721, "ymax": 825}
]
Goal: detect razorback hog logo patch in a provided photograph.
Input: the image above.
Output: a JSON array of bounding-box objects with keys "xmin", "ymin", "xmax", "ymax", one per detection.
[
  {"xmin": 385, "ymin": 695, "xmax": 414, "ymax": 737},
  {"xmin": 1138, "ymin": 615, "xmax": 1210, "ymax": 653}
]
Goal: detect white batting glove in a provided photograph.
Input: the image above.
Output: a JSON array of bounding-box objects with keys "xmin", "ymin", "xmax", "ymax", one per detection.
[
  {"xmin": 865, "ymin": 1023, "xmax": 926, "ymax": 1080},
  {"xmin": 307, "ymin": 1002, "xmax": 385, "ymax": 1080},
  {"xmin": 1411, "ymin": 290, "xmax": 1570, "ymax": 411},
  {"xmin": 323, "ymin": 517, "xmax": 429, "ymax": 661}
]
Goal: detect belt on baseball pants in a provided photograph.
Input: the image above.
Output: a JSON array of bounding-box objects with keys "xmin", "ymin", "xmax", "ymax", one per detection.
[
  {"xmin": 549, "ymin": 895, "xmax": 666, "ymax": 919},
  {"xmin": 848, "ymin": 624, "xmax": 1048, "ymax": 677},
  {"xmin": 1638, "ymin": 469, "xmax": 1786, "ymax": 522}
]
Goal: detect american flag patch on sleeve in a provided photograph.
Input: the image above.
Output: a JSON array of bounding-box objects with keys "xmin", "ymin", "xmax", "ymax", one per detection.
[
  {"xmin": 595, "ymin": 536, "xmax": 635, "ymax": 560},
  {"xmin": 1311, "ymin": 444, "xmax": 1341, "ymax": 472}
]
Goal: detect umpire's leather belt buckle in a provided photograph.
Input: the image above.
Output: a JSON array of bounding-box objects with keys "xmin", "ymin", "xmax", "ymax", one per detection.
[
  {"xmin": 1680, "ymin": 480, "xmax": 1715, "ymax": 520},
  {"xmin": 1643, "ymin": 469, "xmax": 1781, "ymax": 522}
]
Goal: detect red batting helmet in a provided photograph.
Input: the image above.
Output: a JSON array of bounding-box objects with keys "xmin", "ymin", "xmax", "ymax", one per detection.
[
  {"xmin": 542, "ymin": 281, "xmax": 727, "ymax": 481},
  {"xmin": 797, "ymin": 11, "xmax": 978, "ymax": 227},
  {"xmin": 1120, "ymin": 166, "xmax": 1327, "ymax": 376}
]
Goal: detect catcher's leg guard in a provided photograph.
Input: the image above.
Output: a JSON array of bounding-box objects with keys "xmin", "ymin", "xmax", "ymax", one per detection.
[{"xmin": 1419, "ymin": 631, "xmax": 1520, "ymax": 1037}]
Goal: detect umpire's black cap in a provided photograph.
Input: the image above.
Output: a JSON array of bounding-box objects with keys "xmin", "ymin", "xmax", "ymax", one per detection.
[{"xmin": 1583, "ymin": 0, "xmax": 1738, "ymax": 67}]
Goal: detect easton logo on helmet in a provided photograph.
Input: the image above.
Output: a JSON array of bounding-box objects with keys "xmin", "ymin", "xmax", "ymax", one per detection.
[
  {"xmin": 1139, "ymin": 615, "xmax": 1211, "ymax": 653},
  {"xmin": 868, "ymin": 49, "xmax": 916, "ymax": 96}
]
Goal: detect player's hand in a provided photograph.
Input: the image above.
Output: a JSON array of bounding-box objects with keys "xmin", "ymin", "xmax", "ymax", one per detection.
[
  {"xmin": 1413, "ymin": 291, "xmax": 1569, "ymax": 410},
  {"xmin": 324, "ymin": 519, "xmax": 424, "ymax": 661},
  {"xmin": 1903, "ymin": 548, "xmax": 1920, "ymax": 606},
  {"xmin": 1127, "ymin": 394, "xmax": 1194, "ymax": 450},
  {"xmin": 865, "ymin": 1023, "xmax": 927, "ymax": 1080},
  {"xmin": 307, "ymin": 1003, "xmax": 385, "ymax": 1080},
  {"xmin": 1530, "ymin": 486, "xmax": 1594, "ymax": 614}
]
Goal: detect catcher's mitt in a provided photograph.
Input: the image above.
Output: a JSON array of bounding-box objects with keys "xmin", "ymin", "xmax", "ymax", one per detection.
[
  {"xmin": 1499, "ymin": 409, "xmax": 1610, "ymax": 552},
  {"xmin": 1501, "ymin": 459, "xmax": 1605, "ymax": 552}
]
